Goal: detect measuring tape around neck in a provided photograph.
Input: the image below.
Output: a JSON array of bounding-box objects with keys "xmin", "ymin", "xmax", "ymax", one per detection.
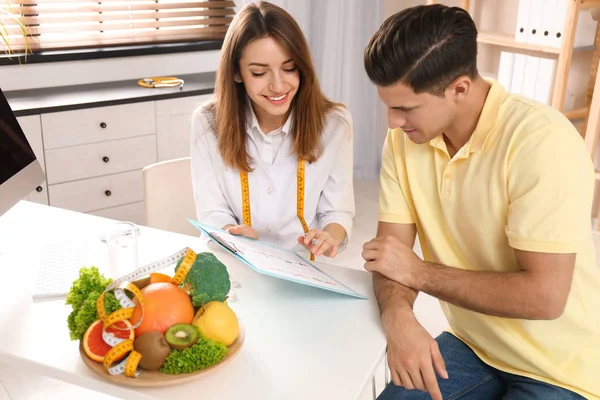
[
  {"xmin": 240, "ymin": 171, "xmax": 252, "ymax": 226},
  {"xmin": 239, "ymin": 156, "xmax": 314, "ymax": 261},
  {"xmin": 296, "ymin": 156, "xmax": 311, "ymax": 243}
]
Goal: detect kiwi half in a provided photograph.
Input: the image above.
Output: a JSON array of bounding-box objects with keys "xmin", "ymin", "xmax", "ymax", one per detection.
[{"xmin": 165, "ymin": 323, "xmax": 199, "ymax": 350}]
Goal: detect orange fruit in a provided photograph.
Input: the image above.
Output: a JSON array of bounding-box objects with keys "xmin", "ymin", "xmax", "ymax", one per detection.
[
  {"xmin": 150, "ymin": 272, "xmax": 172, "ymax": 284},
  {"xmin": 129, "ymin": 282, "xmax": 194, "ymax": 337},
  {"xmin": 83, "ymin": 319, "xmax": 134, "ymax": 363}
]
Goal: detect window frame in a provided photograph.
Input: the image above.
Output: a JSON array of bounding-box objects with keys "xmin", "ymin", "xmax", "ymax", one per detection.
[
  {"xmin": 0, "ymin": 39, "xmax": 223, "ymax": 65},
  {"xmin": 0, "ymin": 0, "xmax": 234, "ymax": 65}
]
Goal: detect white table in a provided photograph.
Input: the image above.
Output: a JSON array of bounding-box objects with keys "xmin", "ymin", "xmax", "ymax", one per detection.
[{"xmin": 0, "ymin": 201, "xmax": 386, "ymax": 400}]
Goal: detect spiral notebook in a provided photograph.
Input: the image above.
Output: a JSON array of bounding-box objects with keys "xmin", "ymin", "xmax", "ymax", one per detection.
[{"xmin": 187, "ymin": 220, "xmax": 367, "ymax": 299}]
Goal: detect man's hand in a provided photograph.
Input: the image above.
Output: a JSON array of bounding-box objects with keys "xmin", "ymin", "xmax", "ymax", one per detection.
[
  {"xmin": 297, "ymin": 229, "xmax": 340, "ymax": 257},
  {"xmin": 225, "ymin": 224, "xmax": 259, "ymax": 240},
  {"xmin": 363, "ymin": 224, "xmax": 448, "ymax": 398},
  {"xmin": 384, "ymin": 310, "xmax": 448, "ymax": 400},
  {"xmin": 362, "ymin": 236, "xmax": 424, "ymax": 287}
]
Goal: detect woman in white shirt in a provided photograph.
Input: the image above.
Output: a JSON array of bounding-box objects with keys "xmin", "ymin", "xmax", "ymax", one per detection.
[{"xmin": 191, "ymin": 1, "xmax": 354, "ymax": 259}]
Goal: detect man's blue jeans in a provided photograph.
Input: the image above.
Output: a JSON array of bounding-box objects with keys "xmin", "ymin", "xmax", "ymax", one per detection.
[{"xmin": 378, "ymin": 332, "xmax": 586, "ymax": 400}]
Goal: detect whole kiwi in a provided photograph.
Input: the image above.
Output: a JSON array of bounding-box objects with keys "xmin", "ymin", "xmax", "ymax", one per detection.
[{"xmin": 133, "ymin": 331, "xmax": 172, "ymax": 371}]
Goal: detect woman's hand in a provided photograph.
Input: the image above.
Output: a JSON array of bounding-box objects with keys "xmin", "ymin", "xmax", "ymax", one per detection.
[
  {"xmin": 223, "ymin": 224, "xmax": 259, "ymax": 240},
  {"xmin": 297, "ymin": 229, "xmax": 341, "ymax": 258}
]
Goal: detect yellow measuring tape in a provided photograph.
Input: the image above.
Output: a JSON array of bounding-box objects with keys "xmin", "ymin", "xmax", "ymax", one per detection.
[
  {"xmin": 137, "ymin": 76, "xmax": 184, "ymax": 89},
  {"xmin": 240, "ymin": 171, "xmax": 252, "ymax": 227},
  {"xmin": 95, "ymin": 247, "xmax": 197, "ymax": 377},
  {"xmin": 239, "ymin": 156, "xmax": 315, "ymax": 261},
  {"xmin": 296, "ymin": 156, "xmax": 311, "ymax": 247}
]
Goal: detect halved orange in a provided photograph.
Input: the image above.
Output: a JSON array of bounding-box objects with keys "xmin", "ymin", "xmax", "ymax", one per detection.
[
  {"xmin": 150, "ymin": 272, "xmax": 172, "ymax": 284},
  {"xmin": 82, "ymin": 319, "xmax": 134, "ymax": 363}
]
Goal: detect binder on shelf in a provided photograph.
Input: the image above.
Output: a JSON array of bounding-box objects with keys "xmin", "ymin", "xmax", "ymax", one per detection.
[
  {"xmin": 539, "ymin": 0, "xmax": 558, "ymax": 47},
  {"xmin": 525, "ymin": 0, "xmax": 544, "ymax": 46},
  {"xmin": 514, "ymin": 0, "xmax": 532, "ymax": 43},
  {"xmin": 522, "ymin": 56, "xmax": 541, "ymax": 99},
  {"xmin": 510, "ymin": 54, "xmax": 527, "ymax": 95},
  {"xmin": 549, "ymin": 0, "xmax": 597, "ymax": 49},
  {"xmin": 497, "ymin": 51, "xmax": 515, "ymax": 91},
  {"xmin": 533, "ymin": 57, "xmax": 557, "ymax": 104},
  {"xmin": 550, "ymin": 0, "xmax": 568, "ymax": 48},
  {"xmin": 516, "ymin": 0, "xmax": 561, "ymax": 104}
]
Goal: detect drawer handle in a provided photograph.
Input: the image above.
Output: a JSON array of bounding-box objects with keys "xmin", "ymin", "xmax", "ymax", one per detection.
[
  {"xmin": 105, "ymin": 190, "xmax": 112, "ymax": 197},
  {"xmin": 102, "ymin": 156, "xmax": 110, "ymax": 163},
  {"xmin": 100, "ymin": 122, "xmax": 107, "ymax": 129},
  {"xmin": 36, "ymin": 186, "xmax": 43, "ymax": 193}
]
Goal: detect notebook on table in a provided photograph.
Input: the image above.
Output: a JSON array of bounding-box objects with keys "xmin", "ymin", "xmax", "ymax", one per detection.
[{"xmin": 187, "ymin": 220, "xmax": 367, "ymax": 299}]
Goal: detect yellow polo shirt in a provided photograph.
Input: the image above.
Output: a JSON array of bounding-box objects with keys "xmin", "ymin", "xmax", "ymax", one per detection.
[{"xmin": 379, "ymin": 80, "xmax": 600, "ymax": 399}]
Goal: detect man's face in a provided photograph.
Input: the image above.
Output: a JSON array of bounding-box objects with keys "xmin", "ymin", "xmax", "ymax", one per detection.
[{"xmin": 377, "ymin": 81, "xmax": 456, "ymax": 144}]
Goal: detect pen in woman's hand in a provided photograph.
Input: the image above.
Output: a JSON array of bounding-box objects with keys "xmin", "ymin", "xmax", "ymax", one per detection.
[{"xmin": 306, "ymin": 235, "xmax": 318, "ymax": 246}]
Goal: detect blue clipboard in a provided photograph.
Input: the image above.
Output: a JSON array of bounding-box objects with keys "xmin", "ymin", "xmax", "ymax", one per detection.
[{"xmin": 188, "ymin": 219, "xmax": 367, "ymax": 299}]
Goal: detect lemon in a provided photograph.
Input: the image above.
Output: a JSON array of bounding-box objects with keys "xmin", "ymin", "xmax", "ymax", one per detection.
[{"xmin": 193, "ymin": 301, "xmax": 239, "ymax": 346}]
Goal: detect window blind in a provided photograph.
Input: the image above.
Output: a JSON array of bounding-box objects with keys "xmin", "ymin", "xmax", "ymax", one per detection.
[{"xmin": 1, "ymin": 0, "xmax": 235, "ymax": 53}]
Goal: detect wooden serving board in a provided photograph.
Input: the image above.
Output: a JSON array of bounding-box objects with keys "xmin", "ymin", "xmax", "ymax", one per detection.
[{"xmin": 79, "ymin": 324, "xmax": 245, "ymax": 387}]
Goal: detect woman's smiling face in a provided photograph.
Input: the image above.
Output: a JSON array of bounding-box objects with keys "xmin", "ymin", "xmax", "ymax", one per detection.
[{"xmin": 238, "ymin": 36, "xmax": 300, "ymax": 121}]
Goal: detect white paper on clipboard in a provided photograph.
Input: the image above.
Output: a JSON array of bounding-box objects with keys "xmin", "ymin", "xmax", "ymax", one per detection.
[{"xmin": 188, "ymin": 219, "xmax": 368, "ymax": 299}]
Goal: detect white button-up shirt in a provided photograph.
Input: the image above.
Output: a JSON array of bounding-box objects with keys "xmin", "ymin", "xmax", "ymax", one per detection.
[{"xmin": 190, "ymin": 104, "xmax": 355, "ymax": 252}]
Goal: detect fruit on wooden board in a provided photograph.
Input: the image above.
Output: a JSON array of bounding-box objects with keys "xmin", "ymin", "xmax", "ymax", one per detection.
[
  {"xmin": 130, "ymin": 282, "xmax": 194, "ymax": 337},
  {"xmin": 83, "ymin": 319, "xmax": 134, "ymax": 363},
  {"xmin": 165, "ymin": 323, "xmax": 199, "ymax": 350},
  {"xmin": 133, "ymin": 331, "xmax": 172, "ymax": 371},
  {"xmin": 192, "ymin": 301, "xmax": 239, "ymax": 347}
]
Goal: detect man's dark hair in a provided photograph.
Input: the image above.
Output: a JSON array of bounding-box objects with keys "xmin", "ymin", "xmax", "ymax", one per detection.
[{"xmin": 364, "ymin": 4, "xmax": 478, "ymax": 96}]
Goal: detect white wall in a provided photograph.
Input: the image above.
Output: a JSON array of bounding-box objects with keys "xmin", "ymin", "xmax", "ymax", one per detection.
[
  {"xmin": 0, "ymin": 50, "xmax": 221, "ymax": 91},
  {"xmin": 383, "ymin": 0, "xmax": 423, "ymax": 19}
]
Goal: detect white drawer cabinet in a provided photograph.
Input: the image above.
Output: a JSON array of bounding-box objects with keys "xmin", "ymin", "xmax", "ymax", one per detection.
[
  {"xmin": 156, "ymin": 94, "xmax": 212, "ymax": 161},
  {"xmin": 45, "ymin": 135, "xmax": 157, "ymax": 184},
  {"xmin": 48, "ymin": 170, "xmax": 144, "ymax": 213},
  {"xmin": 41, "ymin": 102, "xmax": 156, "ymax": 149},
  {"xmin": 16, "ymin": 115, "xmax": 48, "ymax": 205},
  {"xmin": 17, "ymin": 95, "xmax": 204, "ymax": 225}
]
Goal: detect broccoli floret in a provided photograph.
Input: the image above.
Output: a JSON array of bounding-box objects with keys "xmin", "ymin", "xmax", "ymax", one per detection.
[{"xmin": 175, "ymin": 252, "xmax": 231, "ymax": 307}]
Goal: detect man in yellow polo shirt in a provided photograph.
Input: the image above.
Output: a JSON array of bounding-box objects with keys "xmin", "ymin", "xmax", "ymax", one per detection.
[{"xmin": 361, "ymin": 4, "xmax": 600, "ymax": 400}]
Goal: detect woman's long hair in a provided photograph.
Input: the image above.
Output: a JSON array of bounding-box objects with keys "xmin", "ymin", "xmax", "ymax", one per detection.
[{"xmin": 208, "ymin": 1, "xmax": 342, "ymax": 172}]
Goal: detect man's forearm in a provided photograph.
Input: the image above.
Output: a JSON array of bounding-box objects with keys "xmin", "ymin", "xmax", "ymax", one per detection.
[
  {"xmin": 414, "ymin": 262, "xmax": 562, "ymax": 320},
  {"xmin": 374, "ymin": 272, "xmax": 418, "ymax": 328}
]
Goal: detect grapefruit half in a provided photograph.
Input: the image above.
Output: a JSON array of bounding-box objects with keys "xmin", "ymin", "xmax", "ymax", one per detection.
[{"xmin": 82, "ymin": 319, "xmax": 134, "ymax": 363}]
